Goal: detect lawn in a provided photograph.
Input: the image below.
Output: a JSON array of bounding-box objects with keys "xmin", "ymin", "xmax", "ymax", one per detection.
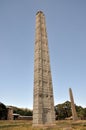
[{"xmin": 0, "ymin": 120, "xmax": 86, "ymax": 130}]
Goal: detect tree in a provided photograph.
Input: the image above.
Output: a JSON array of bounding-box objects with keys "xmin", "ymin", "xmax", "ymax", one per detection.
[
  {"xmin": 76, "ymin": 105, "xmax": 86, "ymax": 119},
  {"xmin": 55, "ymin": 101, "xmax": 86, "ymax": 120},
  {"xmin": 0, "ymin": 102, "xmax": 7, "ymax": 120},
  {"xmin": 55, "ymin": 101, "xmax": 72, "ymax": 120}
]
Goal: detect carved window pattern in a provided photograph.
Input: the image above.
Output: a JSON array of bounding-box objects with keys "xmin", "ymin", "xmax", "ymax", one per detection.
[
  {"xmin": 46, "ymin": 94, "xmax": 48, "ymax": 97},
  {"xmin": 39, "ymin": 94, "xmax": 42, "ymax": 97}
]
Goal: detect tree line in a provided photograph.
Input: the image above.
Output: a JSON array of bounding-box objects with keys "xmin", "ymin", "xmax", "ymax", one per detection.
[{"xmin": 0, "ymin": 101, "xmax": 86, "ymax": 120}]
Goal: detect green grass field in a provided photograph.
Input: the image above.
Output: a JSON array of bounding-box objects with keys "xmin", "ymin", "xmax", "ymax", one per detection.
[{"xmin": 0, "ymin": 120, "xmax": 86, "ymax": 130}]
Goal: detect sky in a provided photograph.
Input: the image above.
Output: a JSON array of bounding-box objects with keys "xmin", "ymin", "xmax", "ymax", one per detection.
[{"xmin": 0, "ymin": 0, "xmax": 86, "ymax": 109}]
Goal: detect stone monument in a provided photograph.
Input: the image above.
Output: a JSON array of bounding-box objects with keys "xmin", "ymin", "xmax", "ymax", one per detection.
[
  {"xmin": 7, "ymin": 106, "xmax": 13, "ymax": 120},
  {"xmin": 69, "ymin": 88, "xmax": 78, "ymax": 120},
  {"xmin": 33, "ymin": 11, "xmax": 55, "ymax": 126}
]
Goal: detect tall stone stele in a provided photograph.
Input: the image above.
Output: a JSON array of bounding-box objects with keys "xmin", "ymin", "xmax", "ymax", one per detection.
[
  {"xmin": 33, "ymin": 11, "xmax": 55, "ymax": 126},
  {"xmin": 69, "ymin": 88, "xmax": 78, "ymax": 121}
]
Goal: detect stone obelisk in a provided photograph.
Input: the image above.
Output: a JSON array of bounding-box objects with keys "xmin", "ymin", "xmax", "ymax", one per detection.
[
  {"xmin": 69, "ymin": 88, "xmax": 78, "ymax": 121},
  {"xmin": 33, "ymin": 11, "xmax": 55, "ymax": 126}
]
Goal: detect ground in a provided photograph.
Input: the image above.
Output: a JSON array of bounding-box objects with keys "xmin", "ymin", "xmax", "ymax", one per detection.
[{"xmin": 0, "ymin": 120, "xmax": 86, "ymax": 130}]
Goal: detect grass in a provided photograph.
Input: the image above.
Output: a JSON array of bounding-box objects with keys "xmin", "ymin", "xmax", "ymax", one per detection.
[{"xmin": 0, "ymin": 120, "xmax": 86, "ymax": 130}]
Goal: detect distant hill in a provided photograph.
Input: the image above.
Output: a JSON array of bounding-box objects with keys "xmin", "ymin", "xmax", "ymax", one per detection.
[{"xmin": 12, "ymin": 106, "xmax": 33, "ymax": 116}]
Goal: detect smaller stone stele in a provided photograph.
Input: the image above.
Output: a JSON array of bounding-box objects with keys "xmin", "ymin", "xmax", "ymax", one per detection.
[
  {"xmin": 69, "ymin": 88, "xmax": 78, "ymax": 121},
  {"xmin": 7, "ymin": 106, "xmax": 13, "ymax": 120}
]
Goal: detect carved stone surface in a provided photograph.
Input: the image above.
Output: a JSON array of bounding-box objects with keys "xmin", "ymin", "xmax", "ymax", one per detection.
[
  {"xmin": 69, "ymin": 88, "xmax": 78, "ymax": 121},
  {"xmin": 33, "ymin": 11, "xmax": 55, "ymax": 126},
  {"xmin": 7, "ymin": 107, "xmax": 13, "ymax": 120}
]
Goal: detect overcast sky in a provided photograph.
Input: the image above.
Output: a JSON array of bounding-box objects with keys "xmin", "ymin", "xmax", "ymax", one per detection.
[{"xmin": 0, "ymin": 0, "xmax": 86, "ymax": 109}]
